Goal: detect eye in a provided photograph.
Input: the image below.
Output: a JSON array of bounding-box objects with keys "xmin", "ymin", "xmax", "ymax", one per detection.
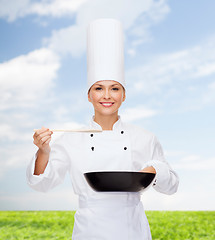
[
  {"xmin": 112, "ymin": 87, "xmax": 119, "ymax": 91},
  {"xmin": 95, "ymin": 87, "xmax": 102, "ymax": 90}
]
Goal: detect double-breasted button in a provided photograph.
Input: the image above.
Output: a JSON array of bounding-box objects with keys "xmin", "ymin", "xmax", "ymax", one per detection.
[
  {"xmin": 90, "ymin": 134, "xmax": 93, "ymax": 137},
  {"xmin": 121, "ymin": 131, "xmax": 124, "ymax": 134},
  {"xmin": 153, "ymin": 179, "xmax": 157, "ymax": 186},
  {"xmin": 124, "ymin": 147, "xmax": 127, "ymax": 150},
  {"xmin": 91, "ymin": 147, "xmax": 94, "ymax": 151}
]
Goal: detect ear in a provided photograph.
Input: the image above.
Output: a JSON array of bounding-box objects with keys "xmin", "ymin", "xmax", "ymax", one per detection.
[
  {"xmin": 122, "ymin": 90, "xmax": 126, "ymax": 102},
  {"xmin": 88, "ymin": 91, "xmax": 91, "ymax": 103}
]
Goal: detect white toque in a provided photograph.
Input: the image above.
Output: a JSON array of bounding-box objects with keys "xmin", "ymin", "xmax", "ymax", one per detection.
[{"xmin": 87, "ymin": 18, "xmax": 125, "ymax": 91}]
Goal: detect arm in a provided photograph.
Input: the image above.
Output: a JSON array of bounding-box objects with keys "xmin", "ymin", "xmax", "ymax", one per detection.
[
  {"xmin": 33, "ymin": 127, "xmax": 52, "ymax": 175},
  {"xmin": 26, "ymin": 127, "xmax": 69, "ymax": 192},
  {"xmin": 142, "ymin": 136, "xmax": 179, "ymax": 195}
]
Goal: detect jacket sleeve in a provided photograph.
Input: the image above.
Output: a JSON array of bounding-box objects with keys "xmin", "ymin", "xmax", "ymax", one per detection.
[
  {"xmin": 146, "ymin": 136, "xmax": 179, "ymax": 195},
  {"xmin": 26, "ymin": 134, "xmax": 70, "ymax": 192}
]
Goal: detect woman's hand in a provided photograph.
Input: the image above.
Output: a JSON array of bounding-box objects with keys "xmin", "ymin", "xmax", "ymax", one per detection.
[
  {"xmin": 33, "ymin": 127, "xmax": 53, "ymax": 154},
  {"xmin": 140, "ymin": 166, "xmax": 156, "ymax": 174},
  {"xmin": 33, "ymin": 127, "xmax": 53, "ymax": 175}
]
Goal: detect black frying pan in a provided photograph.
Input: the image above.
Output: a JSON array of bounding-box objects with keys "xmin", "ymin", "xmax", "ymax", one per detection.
[{"xmin": 84, "ymin": 171, "xmax": 155, "ymax": 192}]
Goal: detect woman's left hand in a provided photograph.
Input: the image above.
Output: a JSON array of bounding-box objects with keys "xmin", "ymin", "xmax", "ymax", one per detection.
[{"xmin": 140, "ymin": 166, "xmax": 156, "ymax": 174}]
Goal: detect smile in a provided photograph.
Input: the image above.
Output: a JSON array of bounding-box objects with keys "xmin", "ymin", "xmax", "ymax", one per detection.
[{"xmin": 100, "ymin": 102, "xmax": 114, "ymax": 107}]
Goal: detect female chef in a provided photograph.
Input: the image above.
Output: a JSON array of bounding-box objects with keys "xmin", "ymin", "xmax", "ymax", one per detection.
[{"xmin": 26, "ymin": 19, "xmax": 179, "ymax": 240}]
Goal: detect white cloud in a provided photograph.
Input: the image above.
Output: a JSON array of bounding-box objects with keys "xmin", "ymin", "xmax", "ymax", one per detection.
[
  {"xmin": 164, "ymin": 150, "xmax": 215, "ymax": 172},
  {"xmin": 172, "ymin": 155, "xmax": 215, "ymax": 171},
  {"xmin": 146, "ymin": 0, "xmax": 170, "ymax": 23},
  {"xmin": 165, "ymin": 150, "xmax": 185, "ymax": 158},
  {"xmin": 127, "ymin": 48, "xmax": 137, "ymax": 57},
  {"xmin": 28, "ymin": 0, "xmax": 88, "ymax": 17},
  {"xmin": 0, "ymin": 0, "xmax": 170, "ymax": 57},
  {"xmin": 208, "ymin": 82, "xmax": 215, "ymax": 89},
  {"xmin": 0, "ymin": 142, "xmax": 35, "ymax": 178},
  {"xmin": 76, "ymin": 0, "xmax": 155, "ymax": 28},
  {"xmin": 0, "ymin": 119, "xmax": 34, "ymax": 142},
  {"xmin": 0, "ymin": 188, "xmax": 79, "ymax": 210},
  {"xmin": 121, "ymin": 105, "xmax": 157, "ymax": 122},
  {"xmin": 0, "ymin": 0, "xmax": 29, "ymax": 22},
  {"xmin": 124, "ymin": 0, "xmax": 170, "ymax": 56},
  {"xmin": 142, "ymin": 187, "xmax": 215, "ymax": 210},
  {"xmin": 0, "ymin": 0, "xmax": 88, "ymax": 22},
  {"xmin": 201, "ymin": 81, "xmax": 215, "ymax": 106},
  {"xmin": 124, "ymin": 36, "xmax": 215, "ymax": 113},
  {"xmin": 45, "ymin": 24, "xmax": 87, "ymax": 57},
  {"xmin": 0, "ymin": 48, "xmax": 60, "ymax": 110},
  {"xmin": 126, "ymin": 38, "xmax": 215, "ymax": 96},
  {"xmin": 0, "ymin": 0, "xmax": 169, "ymax": 28},
  {"xmin": 0, "ymin": 124, "xmax": 14, "ymax": 141},
  {"xmin": 0, "ymin": 48, "xmax": 62, "ymax": 179},
  {"xmin": 45, "ymin": 0, "xmax": 169, "ymax": 57}
]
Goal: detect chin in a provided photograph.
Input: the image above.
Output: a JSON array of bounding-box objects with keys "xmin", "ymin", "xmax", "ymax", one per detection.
[{"xmin": 96, "ymin": 108, "xmax": 118, "ymax": 116}]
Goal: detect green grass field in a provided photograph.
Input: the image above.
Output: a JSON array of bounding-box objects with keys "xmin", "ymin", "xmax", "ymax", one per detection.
[{"xmin": 0, "ymin": 211, "xmax": 214, "ymax": 239}]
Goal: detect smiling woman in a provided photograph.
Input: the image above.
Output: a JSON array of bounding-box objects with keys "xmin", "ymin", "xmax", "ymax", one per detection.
[
  {"xmin": 26, "ymin": 18, "xmax": 179, "ymax": 240},
  {"xmin": 88, "ymin": 80, "xmax": 126, "ymax": 130}
]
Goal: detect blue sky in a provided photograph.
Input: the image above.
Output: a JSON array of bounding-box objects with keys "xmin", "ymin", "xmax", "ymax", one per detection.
[{"xmin": 0, "ymin": 0, "xmax": 214, "ymax": 210}]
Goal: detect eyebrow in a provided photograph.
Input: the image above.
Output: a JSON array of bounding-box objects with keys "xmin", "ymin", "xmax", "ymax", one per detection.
[{"xmin": 94, "ymin": 84, "xmax": 119, "ymax": 87}]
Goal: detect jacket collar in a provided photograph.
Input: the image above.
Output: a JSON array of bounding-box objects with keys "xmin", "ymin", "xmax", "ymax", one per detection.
[{"xmin": 90, "ymin": 115, "xmax": 122, "ymax": 131}]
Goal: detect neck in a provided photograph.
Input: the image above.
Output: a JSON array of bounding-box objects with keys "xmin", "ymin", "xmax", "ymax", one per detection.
[{"xmin": 94, "ymin": 112, "xmax": 119, "ymax": 130}]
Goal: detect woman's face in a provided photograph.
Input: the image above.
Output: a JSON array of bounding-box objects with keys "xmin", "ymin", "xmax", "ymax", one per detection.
[{"xmin": 88, "ymin": 80, "xmax": 126, "ymax": 116}]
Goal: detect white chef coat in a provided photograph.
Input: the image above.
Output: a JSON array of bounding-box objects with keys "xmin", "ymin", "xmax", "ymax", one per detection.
[{"xmin": 26, "ymin": 116, "xmax": 179, "ymax": 240}]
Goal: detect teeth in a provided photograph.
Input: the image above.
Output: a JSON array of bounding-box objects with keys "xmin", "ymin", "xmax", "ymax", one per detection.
[{"xmin": 101, "ymin": 103, "xmax": 113, "ymax": 106}]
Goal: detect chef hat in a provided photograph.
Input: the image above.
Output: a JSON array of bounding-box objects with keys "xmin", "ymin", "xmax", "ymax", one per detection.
[{"xmin": 87, "ymin": 18, "xmax": 125, "ymax": 91}]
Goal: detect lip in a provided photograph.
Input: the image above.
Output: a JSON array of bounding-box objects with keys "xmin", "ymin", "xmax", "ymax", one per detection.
[{"xmin": 100, "ymin": 102, "xmax": 114, "ymax": 108}]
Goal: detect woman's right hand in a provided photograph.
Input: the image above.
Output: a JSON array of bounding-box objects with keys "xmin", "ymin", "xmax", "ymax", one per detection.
[{"xmin": 33, "ymin": 127, "xmax": 53, "ymax": 154}]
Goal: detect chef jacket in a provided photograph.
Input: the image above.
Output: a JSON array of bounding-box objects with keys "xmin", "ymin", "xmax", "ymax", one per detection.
[{"xmin": 26, "ymin": 116, "xmax": 179, "ymax": 240}]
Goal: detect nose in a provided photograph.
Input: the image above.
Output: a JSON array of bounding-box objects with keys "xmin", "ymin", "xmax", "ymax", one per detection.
[{"xmin": 104, "ymin": 89, "xmax": 111, "ymax": 99}]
